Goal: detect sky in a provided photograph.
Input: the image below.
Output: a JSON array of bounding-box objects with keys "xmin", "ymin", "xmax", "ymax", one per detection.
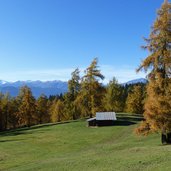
[{"xmin": 0, "ymin": 0, "xmax": 166, "ymax": 83}]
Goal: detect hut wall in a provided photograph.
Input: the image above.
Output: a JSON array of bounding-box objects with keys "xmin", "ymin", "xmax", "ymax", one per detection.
[
  {"xmin": 96, "ymin": 120, "xmax": 115, "ymax": 126},
  {"xmin": 88, "ymin": 119, "xmax": 97, "ymax": 127}
]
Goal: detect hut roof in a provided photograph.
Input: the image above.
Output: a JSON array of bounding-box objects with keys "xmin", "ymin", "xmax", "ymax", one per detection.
[
  {"xmin": 96, "ymin": 112, "xmax": 117, "ymax": 120},
  {"xmin": 87, "ymin": 117, "xmax": 96, "ymax": 122}
]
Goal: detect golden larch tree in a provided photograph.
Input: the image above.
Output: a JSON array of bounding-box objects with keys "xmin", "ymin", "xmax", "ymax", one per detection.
[{"xmin": 136, "ymin": 0, "xmax": 171, "ymax": 144}]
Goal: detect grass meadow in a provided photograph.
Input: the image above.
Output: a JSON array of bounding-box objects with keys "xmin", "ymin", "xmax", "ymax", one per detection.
[{"xmin": 0, "ymin": 113, "xmax": 171, "ymax": 171}]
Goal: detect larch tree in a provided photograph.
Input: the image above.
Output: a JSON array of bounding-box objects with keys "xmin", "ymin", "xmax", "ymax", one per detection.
[
  {"xmin": 125, "ymin": 85, "xmax": 144, "ymax": 114},
  {"xmin": 0, "ymin": 93, "xmax": 6, "ymax": 131},
  {"xmin": 50, "ymin": 99, "xmax": 65, "ymax": 123},
  {"xmin": 1, "ymin": 93, "xmax": 11, "ymax": 130},
  {"xmin": 36, "ymin": 94, "xmax": 49, "ymax": 124},
  {"xmin": 136, "ymin": 0, "xmax": 171, "ymax": 144},
  {"xmin": 17, "ymin": 86, "xmax": 36, "ymax": 127},
  {"xmin": 65, "ymin": 68, "xmax": 81, "ymax": 120},
  {"xmin": 78, "ymin": 58, "xmax": 105, "ymax": 118},
  {"xmin": 0, "ymin": 93, "xmax": 19, "ymax": 131},
  {"xmin": 8, "ymin": 97, "xmax": 20, "ymax": 129},
  {"xmin": 103, "ymin": 77, "xmax": 124, "ymax": 112},
  {"xmin": 68, "ymin": 68, "xmax": 80, "ymax": 98}
]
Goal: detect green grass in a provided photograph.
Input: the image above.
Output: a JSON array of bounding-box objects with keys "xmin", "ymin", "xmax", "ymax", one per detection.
[{"xmin": 0, "ymin": 114, "xmax": 171, "ymax": 171}]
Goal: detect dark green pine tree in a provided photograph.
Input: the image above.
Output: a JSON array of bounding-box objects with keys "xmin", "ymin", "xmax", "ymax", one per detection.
[{"xmin": 136, "ymin": 0, "xmax": 171, "ymax": 144}]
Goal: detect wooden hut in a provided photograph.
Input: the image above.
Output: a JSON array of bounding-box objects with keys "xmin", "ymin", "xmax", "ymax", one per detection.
[
  {"xmin": 87, "ymin": 117, "xmax": 96, "ymax": 127},
  {"xmin": 87, "ymin": 112, "xmax": 117, "ymax": 127}
]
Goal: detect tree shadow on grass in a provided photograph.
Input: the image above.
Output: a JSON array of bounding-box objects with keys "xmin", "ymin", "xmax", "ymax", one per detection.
[
  {"xmin": 117, "ymin": 114, "xmax": 144, "ymax": 123},
  {"xmin": 0, "ymin": 120, "xmax": 81, "ymax": 137},
  {"xmin": 117, "ymin": 117, "xmax": 143, "ymax": 122},
  {"xmin": 0, "ymin": 139, "xmax": 25, "ymax": 143},
  {"xmin": 97, "ymin": 114, "xmax": 144, "ymax": 127},
  {"xmin": 113, "ymin": 120, "xmax": 136, "ymax": 126},
  {"xmin": 0, "ymin": 130, "xmax": 34, "ymax": 137},
  {"xmin": 97, "ymin": 120, "xmax": 137, "ymax": 127}
]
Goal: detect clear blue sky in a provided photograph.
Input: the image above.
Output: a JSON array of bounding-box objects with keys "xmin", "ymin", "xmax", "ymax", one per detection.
[{"xmin": 0, "ymin": 0, "xmax": 165, "ymax": 83}]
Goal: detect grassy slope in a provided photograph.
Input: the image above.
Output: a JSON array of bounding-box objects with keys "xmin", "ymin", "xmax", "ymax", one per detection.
[{"xmin": 0, "ymin": 114, "xmax": 171, "ymax": 171}]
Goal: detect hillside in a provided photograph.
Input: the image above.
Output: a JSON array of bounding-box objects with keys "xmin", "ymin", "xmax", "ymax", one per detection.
[{"xmin": 0, "ymin": 114, "xmax": 171, "ymax": 171}]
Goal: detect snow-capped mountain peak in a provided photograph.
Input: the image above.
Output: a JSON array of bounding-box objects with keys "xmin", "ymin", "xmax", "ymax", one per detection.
[
  {"xmin": 0, "ymin": 80, "xmax": 8, "ymax": 85},
  {"xmin": 0, "ymin": 80, "xmax": 68, "ymax": 97},
  {"xmin": 122, "ymin": 78, "xmax": 147, "ymax": 86}
]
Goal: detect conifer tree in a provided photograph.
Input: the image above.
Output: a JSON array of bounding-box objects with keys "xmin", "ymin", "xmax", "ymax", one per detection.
[
  {"xmin": 0, "ymin": 93, "xmax": 6, "ymax": 131},
  {"xmin": 125, "ymin": 85, "xmax": 144, "ymax": 114},
  {"xmin": 17, "ymin": 86, "xmax": 36, "ymax": 127},
  {"xmin": 68, "ymin": 68, "xmax": 80, "ymax": 98},
  {"xmin": 103, "ymin": 78, "xmax": 124, "ymax": 112},
  {"xmin": 65, "ymin": 68, "xmax": 81, "ymax": 120},
  {"xmin": 50, "ymin": 99, "xmax": 65, "ymax": 122},
  {"xmin": 36, "ymin": 94, "xmax": 49, "ymax": 124},
  {"xmin": 0, "ymin": 93, "xmax": 14, "ymax": 131},
  {"xmin": 136, "ymin": 0, "xmax": 171, "ymax": 144},
  {"xmin": 1, "ymin": 93, "xmax": 11, "ymax": 130},
  {"xmin": 78, "ymin": 58, "xmax": 105, "ymax": 118},
  {"xmin": 8, "ymin": 97, "xmax": 19, "ymax": 129}
]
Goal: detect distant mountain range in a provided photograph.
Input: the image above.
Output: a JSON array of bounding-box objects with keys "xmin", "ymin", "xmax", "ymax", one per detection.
[
  {"xmin": 0, "ymin": 78, "xmax": 147, "ymax": 98},
  {"xmin": 0, "ymin": 80, "xmax": 68, "ymax": 98},
  {"xmin": 122, "ymin": 78, "xmax": 147, "ymax": 86}
]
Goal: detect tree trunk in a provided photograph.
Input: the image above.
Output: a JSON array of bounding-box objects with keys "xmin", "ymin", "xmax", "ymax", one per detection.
[
  {"xmin": 161, "ymin": 132, "xmax": 171, "ymax": 145},
  {"xmin": 73, "ymin": 115, "xmax": 76, "ymax": 120},
  {"xmin": 166, "ymin": 132, "xmax": 171, "ymax": 144},
  {"xmin": 162, "ymin": 133, "xmax": 167, "ymax": 145}
]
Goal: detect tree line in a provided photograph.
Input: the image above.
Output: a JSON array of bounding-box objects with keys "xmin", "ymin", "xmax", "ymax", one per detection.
[{"xmin": 0, "ymin": 58, "xmax": 146, "ymax": 131}]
